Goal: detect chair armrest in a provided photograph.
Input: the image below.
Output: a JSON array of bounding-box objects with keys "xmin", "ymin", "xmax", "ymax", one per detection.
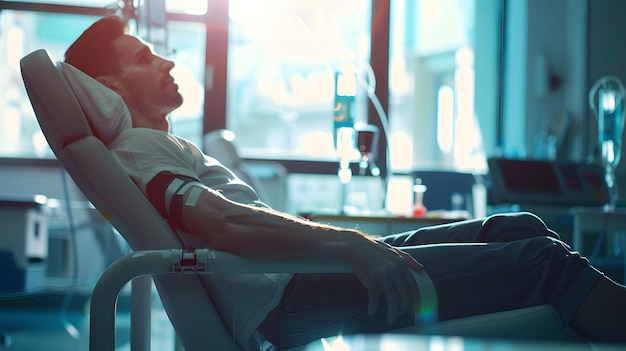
[{"xmin": 89, "ymin": 249, "xmax": 438, "ymax": 351}]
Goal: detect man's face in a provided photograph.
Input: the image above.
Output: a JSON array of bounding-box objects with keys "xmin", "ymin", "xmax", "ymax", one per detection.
[{"xmin": 108, "ymin": 35, "xmax": 183, "ymax": 127}]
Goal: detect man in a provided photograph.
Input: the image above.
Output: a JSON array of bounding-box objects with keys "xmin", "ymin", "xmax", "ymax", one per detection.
[{"xmin": 64, "ymin": 16, "xmax": 625, "ymax": 349}]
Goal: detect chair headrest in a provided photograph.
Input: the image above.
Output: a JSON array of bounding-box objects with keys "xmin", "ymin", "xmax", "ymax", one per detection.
[{"xmin": 59, "ymin": 62, "xmax": 132, "ymax": 145}]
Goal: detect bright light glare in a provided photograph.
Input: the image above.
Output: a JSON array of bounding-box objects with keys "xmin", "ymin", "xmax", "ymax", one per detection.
[
  {"xmin": 321, "ymin": 335, "xmax": 350, "ymax": 351},
  {"xmin": 34, "ymin": 194, "xmax": 48, "ymax": 205},
  {"xmin": 336, "ymin": 68, "xmax": 358, "ymax": 97},
  {"xmin": 437, "ymin": 86, "xmax": 454, "ymax": 154},
  {"xmin": 429, "ymin": 336, "xmax": 446, "ymax": 351},
  {"xmin": 7, "ymin": 27, "xmax": 23, "ymax": 72},
  {"xmin": 338, "ymin": 167, "xmax": 352, "ymax": 184},
  {"xmin": 601, "ymin": 90, "xmax": 617, "ymax": 112},
  {"xmin": 229, "ymin": 0, "xmax": 275, "ymax": 22},
  {"xmin": 379, "ymin": 338, "xmax": 406, "ymax": 351},
  {"xmin": 32, "ymin": 131, "xmax": 50, "ymax": 158},
  {"xmin": 166, "ymin": 0, "xmax": 207, "ymax": 15}
]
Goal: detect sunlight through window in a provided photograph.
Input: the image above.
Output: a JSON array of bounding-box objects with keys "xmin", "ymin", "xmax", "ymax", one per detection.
[{"xmin": 165, "ymin": 0, "xmax": 207, "ymax": 15}]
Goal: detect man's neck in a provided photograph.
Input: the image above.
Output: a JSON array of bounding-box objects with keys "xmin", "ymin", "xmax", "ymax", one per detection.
[
  {"xmin": 129, "ymin": 110, "xmax": 170, "ymax": 132},
  {"xmin": 133, "ymin": 120, "xmax": 170, "ymax": 132}
]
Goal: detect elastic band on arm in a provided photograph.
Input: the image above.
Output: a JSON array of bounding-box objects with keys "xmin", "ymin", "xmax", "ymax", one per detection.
[{"xmin": 146, "ymin": 172, "xmax": 205, "ymax": 231}]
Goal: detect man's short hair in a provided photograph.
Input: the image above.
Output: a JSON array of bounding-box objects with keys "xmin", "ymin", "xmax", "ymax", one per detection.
[{"xmin": 64, "ymin": 16, "xmax": 129, "ymax": 78}]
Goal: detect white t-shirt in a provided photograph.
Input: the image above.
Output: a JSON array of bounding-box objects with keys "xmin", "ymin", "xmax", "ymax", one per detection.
[{"xmin": 109, "ymin": 127, "xmax": 292, "ymax": 348}]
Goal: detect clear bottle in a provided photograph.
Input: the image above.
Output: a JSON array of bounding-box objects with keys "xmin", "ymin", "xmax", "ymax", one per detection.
[{"xmin": 412, "ymin": 178, "xmax": 427, "ymax": 218}]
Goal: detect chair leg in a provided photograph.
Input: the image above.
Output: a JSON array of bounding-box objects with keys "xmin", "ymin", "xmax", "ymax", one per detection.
[{"xmin": 131, "ymin": 276, "xmax": 153, "ymax": 351}]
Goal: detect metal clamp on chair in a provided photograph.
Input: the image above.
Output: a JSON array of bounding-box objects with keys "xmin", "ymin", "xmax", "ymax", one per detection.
[{"xmin": 21, "ymin": 49, "xmax": 588, "ymax": 351}]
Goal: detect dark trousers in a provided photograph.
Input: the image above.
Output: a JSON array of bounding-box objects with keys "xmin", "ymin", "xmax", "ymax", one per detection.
[{"xmin": 259, "ymin": 212, "xmax": 601, "ymax": 348}]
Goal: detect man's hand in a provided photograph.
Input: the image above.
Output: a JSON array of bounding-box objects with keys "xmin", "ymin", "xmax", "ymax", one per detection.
[{"xmin": 345, "ymin": 236, "xmax": 423, "ymax": 325}]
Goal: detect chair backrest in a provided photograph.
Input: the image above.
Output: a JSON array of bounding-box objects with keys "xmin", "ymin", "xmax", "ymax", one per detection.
[
  {"xmin": 20, "ymin": 49, "xmax": 240, "ymax": 350},
  {"xmin": 203, "ymin": 129, "xmax": 289, "ymax": 210},
  {"xmin": 204, "ymin": 129, "xmax": 271, "ymax": 201}
]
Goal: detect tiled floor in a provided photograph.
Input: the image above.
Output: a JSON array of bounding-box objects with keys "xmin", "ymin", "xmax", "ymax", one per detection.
[
  {"xmin": 0, "ymin": 289, "xmax": 91, "ymax": 351},
  {"xmin": 0, "ymin": 288, "xmax": 176, "ymax": 351},
  {"xmin": 0, "ymin": 310, "xmax": 90, "ymax": 351}
]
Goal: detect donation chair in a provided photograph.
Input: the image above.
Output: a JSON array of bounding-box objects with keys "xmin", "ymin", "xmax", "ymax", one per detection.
[
  {"xmin": 203, "ymin": 129, "xmax": 288, "ymax": 211},
  {"xmin": 20, "ymin": 49, "xmax": 586, "ymax": 351}
]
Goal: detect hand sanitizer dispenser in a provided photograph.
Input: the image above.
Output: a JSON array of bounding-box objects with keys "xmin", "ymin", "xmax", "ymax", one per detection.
[{"xmin": 0, "ymin": 195, "xmax": 48, "ymax": 292}]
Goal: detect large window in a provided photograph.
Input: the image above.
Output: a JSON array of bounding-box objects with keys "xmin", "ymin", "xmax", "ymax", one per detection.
[
  {"xmin": 225, "ymin": 0, "xmax": 495, "ymax": 174},
  {"xmin": 1, "ymin": 0, "xmax": 499, "ymax": 176},
  {"xmin": 226, "ymin": 0, "xmax": 372, "ymax": 160},
  {"xmin": 0, "ymin": 1, "xmax": 205, "ymax": 157},
  {"xmin": 0, "ymin": 10, "xmax": 101, "ymax": 158},
  {"xmin": 388, "ymin": 0, "xmax": 490, "ymax": 172},
  {"xmin": 162, "ymin": 20, "xmax": 206, "ymax": 147}
]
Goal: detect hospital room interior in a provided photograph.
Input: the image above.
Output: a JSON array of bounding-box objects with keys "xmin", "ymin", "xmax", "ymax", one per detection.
[{"xmin": 2, "ymin": 0, "xmax": 626, "ymax": 350}]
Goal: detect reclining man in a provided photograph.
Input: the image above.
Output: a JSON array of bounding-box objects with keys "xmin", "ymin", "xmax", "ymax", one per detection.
[{"xmin": 64, "ymin": 16, "xmax": 625, "ymax": 349}]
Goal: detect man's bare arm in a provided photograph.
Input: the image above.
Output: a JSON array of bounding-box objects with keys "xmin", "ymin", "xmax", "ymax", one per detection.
[
  {"xmin": 182, "ymin": 186, "xmax": 359, "ymax": 258},
  {"xmin": 180, "ymin": 186, "xmax": 424, "ymax": 324}
]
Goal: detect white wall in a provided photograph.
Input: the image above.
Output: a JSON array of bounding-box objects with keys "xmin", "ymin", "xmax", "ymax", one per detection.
[
  {"xmin": 502, "ymin": 0, "xmax": 587, "ymax": 161},
  {"xmin": 473, "ymin": 0, "xmax": 501, "ymax": 157}
]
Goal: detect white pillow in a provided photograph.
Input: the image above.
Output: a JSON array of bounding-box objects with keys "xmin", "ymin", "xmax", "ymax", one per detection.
[{"xmin": 60, "ymin": 62, "xmax": 132, "ymax": 145}]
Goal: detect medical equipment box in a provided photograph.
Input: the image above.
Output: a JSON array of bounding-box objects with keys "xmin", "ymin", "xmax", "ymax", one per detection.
[{"xmin": 0, "ymin": 195, "xmax": 48, "ymax": 292}]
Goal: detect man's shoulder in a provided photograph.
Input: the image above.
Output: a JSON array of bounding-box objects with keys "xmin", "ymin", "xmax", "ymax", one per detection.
[
  {"xmin": 110, "ymin": 128, "xmax": 203, "ymax": 164},
  {"xmin": 118, "ymin": 127, "xmax": 168, "ymax": 139},
  {"xmin": 109, "ymin": 128, "xmax": 200, "ymax": 179},
  {"xmin": 112, "ymin": 128, "xmax": 186, "ymax": 146}
]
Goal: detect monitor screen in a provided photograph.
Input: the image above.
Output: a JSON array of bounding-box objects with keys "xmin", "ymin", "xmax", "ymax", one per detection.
[{"xmin": 498, "ymin": 159, "xmax": 561, "ymax": 194}]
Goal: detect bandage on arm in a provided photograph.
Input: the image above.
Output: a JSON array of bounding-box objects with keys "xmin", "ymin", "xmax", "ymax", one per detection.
[{"xmin": 146, "ymin": 172, "xmax": 207, "ymax": 232}]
